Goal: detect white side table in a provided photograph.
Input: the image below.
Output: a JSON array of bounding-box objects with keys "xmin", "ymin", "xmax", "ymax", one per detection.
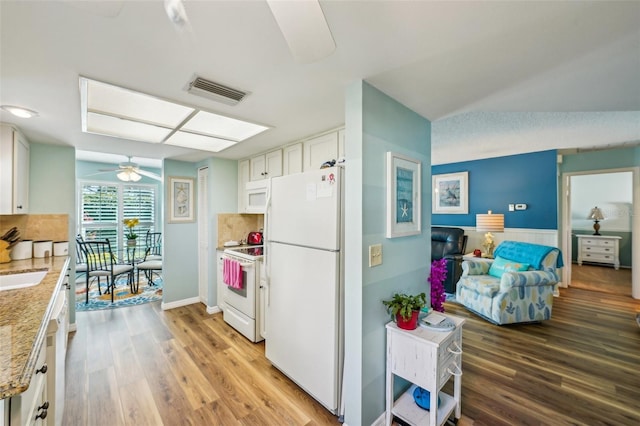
[
  {"xmin": 576, "ymin": 235, "xmax": 621, "ymax": 270},
  {"xmin": 385, "ymin": 314, "xmax": 466, "ymax": 426}
]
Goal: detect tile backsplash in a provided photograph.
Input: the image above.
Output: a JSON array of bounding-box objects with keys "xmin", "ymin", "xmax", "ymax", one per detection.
[
  {"xmin": 0, "ymin": 214, "xmax": 69, "ymax": 242},
  {"xmin": 217, "ymin": 214, "xmax": 264, "ymax": 248}
]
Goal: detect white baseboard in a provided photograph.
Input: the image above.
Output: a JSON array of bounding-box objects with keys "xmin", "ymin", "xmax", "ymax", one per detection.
[
  {"xmin": 206, "ymin": 305, "xmax": 221, "ymax": 314},
  {"xmin": 161, "ymin": 296, "xmax": 200, "ymax": 310},
  {"xmin": 371, "ymin": 412, "xmax": 386, "ymax": 426}
]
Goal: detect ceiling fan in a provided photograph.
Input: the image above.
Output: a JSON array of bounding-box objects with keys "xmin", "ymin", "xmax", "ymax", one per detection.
[{"xmin": 96, "ymin": 156, "xmax": 162, "ymax": 182}]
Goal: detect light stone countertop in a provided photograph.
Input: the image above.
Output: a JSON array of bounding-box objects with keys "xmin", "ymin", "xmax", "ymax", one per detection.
[{"xmin": 0, "ymin": 255, "xmax": 69, "ymax": 399}]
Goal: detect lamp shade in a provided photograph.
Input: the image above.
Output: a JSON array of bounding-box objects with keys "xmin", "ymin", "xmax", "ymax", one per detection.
[
  {"xmin": 476, "ymin": 211, "xmax": 505, "ymax": 233},
  {"xmin": 587, "ymin": 206, "xmax": 605, "ymax": 221}
]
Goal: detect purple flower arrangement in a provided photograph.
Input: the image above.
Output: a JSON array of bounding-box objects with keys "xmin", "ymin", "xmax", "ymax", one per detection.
[{"xmin": 428, "ymin": 258, "xmax": 447, "ymax": 312}]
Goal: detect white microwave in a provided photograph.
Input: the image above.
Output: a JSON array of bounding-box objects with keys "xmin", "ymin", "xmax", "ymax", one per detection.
[{"xmin": 244, "ymin": 179, "xmax": 269, "ymax": 213}]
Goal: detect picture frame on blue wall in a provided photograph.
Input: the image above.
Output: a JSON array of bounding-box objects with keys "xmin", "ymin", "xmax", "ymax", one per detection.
[
  {"xmin": 386, "ymin": 152, "xmax": 421, "ymax": 238},
  {"xmin": 432, "ymin": 171, "xmax": 468, "ymax": 214},
  {"xmin": 168, "ymin": 176, "xmax": 196, "ymax": 223}
]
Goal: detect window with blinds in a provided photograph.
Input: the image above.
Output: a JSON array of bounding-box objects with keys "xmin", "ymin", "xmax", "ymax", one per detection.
[{"xmin": 80, "ymin": 182, "xmax": 157, "ymax": 251}]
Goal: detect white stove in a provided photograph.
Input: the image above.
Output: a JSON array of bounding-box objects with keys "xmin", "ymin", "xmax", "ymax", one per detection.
[
  {"xmin": 219, "ymin": 244, "xmax": 264, "ymax": 342},
  {"xmin": 224, "ymin": 245, "xmax": 264, "ymax": 260}
]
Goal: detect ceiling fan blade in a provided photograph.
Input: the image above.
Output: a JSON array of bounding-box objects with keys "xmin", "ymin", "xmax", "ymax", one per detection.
[
  {"xmin": 98, "ymin": 168, "xmax": 121, "ymax": 172},
  {"xmin": 135, "ymin": 169, "xmax": 163, "ymax": 181},
  {"xmin": 164, "ymin": 0, "xmax": 196, "ymax": 41},
  {"xmin": 266, "ymin": 0, "xmax": 335, "ymax": 64}
]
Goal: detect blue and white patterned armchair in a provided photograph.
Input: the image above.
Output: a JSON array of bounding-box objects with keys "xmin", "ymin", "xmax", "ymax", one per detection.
[{"xmin": 455, "ymin": 241, "xmax": 563, "ymax": 325}]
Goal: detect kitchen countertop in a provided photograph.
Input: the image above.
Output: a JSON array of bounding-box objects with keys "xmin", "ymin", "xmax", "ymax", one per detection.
[{"xmin": 0, "ymin": 256, "xmax": 69, "ymax": 399}]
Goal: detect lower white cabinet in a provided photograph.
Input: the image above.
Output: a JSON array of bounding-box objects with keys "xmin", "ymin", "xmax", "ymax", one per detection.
[
  {"xmin": 385, "ymin": 314, "xmax": 465, "ymax": 426},
  {"xmin": 6, "ymin": 341, "xmax": 49, "ymax": 425}
]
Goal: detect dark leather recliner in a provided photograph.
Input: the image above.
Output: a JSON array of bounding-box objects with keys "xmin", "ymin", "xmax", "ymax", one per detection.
[{"xmin": 431, "ymin": 227, "xmax": 468, "ymax": 294}]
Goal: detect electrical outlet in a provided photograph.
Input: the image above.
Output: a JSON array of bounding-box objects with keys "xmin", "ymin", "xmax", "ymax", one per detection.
[{"xmin": 369, "ymin": 244, "xmax": 382, "ymax": 267}]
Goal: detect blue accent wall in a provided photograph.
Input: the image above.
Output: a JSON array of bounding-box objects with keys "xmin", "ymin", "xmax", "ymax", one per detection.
[{"xmin": 432, "ymin": 150, "xmax": 558, "ymax": 229}]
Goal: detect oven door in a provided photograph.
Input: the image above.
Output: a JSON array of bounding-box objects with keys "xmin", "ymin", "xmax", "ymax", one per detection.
[{"xmin": 221, "ymin": 254, "xmax": 257, "ymax": 318}]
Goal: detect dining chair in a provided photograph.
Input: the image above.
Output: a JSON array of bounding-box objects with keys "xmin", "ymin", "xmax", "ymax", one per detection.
[
  {"xmin": 75, "ymin": 234, "xmax": 88, "ymax": 282},
  {"xmin": 136, "ymin": 237, "xmax": 163, "ymax": 290},
  {"xmin": 80, "ymin": 239, "xmax": 134, "ymax": 303},
  {"xmin": 144, "ymin": 231, "xmax": 162, "ymax": 261}
]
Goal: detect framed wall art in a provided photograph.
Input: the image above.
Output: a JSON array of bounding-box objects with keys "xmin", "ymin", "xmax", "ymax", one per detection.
[
  {"xmin": 168, "ymin": 176, "xmax": 196, "ymax": 223},
  {"xmin": 432, "ymin": 171, "xmax": 468, "ymax": 214},
  {"xmin": 386, "ymin": 152, "xmax": 422, "ymax": 238}
]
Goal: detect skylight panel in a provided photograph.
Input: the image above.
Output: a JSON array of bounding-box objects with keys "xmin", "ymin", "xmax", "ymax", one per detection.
[
  {"xmin": 165, "ymin": 131, "xmax": 237, "ymax": 153},
  {"xmin": 182, "ymin": 110, "xmax": 269, "ymax": 141},
  {"xmin": 86, "ymin": 112, "xmax": 172, "ymax": 143},
  {"xmin": 83, "ymin": 78, "xmax": 194, "ymax": 127}
]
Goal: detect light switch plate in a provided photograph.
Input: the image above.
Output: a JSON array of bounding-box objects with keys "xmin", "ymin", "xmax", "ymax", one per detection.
[
  {"xmin": 369, "ymin": 244, "xmax": 382, "ymax": 267},
  {"xmin": 509, "ymin": 204, "xmax": 515, "ymax": 212}
]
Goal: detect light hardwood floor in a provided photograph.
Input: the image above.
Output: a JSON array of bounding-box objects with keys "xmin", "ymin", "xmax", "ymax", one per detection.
[{"xmin": 64, "ymin": 280, "xmax": 640, "ymax": 426}]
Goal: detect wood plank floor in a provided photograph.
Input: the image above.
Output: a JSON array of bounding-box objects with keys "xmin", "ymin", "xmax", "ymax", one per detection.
[{"xmin": 64, "ymin": 281, "xmax": 640, "ymax": 426}]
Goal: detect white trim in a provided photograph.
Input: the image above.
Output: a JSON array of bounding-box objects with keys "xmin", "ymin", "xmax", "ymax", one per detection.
[
  {"xmin": 161, "ymin": 296, "xmax": 200, "ymax": 310},
  {"xmin": 370, "ymin": 412, "xmax": 385, "ymax": 426},
  {"xmin": 206, "ymin": 305, "xmax": 221, "ymax": 315},
  {"xmin": 68, "ymin": 323, "xmax": 77, "ymax": 332}
]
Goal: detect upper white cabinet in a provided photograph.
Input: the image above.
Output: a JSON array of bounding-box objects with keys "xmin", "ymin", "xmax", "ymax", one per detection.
[
  {"xmin": 303, "ymin": 132, "xmax": 339, "ymax": 171},
  {"xmin": 250, "ymin": 149, "xmax": 282, "ymax": 181},
  {"xmin": 0, "ymin": 124, "xmax": 30, "ymax": 214},
  {"xmin": 282, "ymin": 143, "xmax": 303, "ymax": 175},
  {"xmin": 238, "ymin": 159, "xmax": 250, "ymax": 213}
]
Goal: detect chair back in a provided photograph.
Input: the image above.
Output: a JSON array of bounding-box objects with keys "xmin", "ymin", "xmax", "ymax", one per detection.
[
  {"xmin": 431, "ymin": 227, "xmax": 467, "ymax": 261},
  {"xmin": 81, "ymin": 239, "xmax": 118, "ymax": 274},
  {"xmin": 144, "ymin": 232, "xmax": 162, "ymax": 258},
  {"xmin": 76, "ymin": 234, "xmax": 87, "ymax": 264}
]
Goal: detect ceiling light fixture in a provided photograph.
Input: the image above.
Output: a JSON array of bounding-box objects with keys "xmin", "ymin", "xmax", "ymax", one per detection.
[
  {"xmin": 117, "ymin": 170, "xmax": 142, "ymax": 182},
  {"xmin": 1, "ymin": 105, "xmax": 39, "ymax": 118},
  {"xmin": 79, "ymin": 77, "xmax": 269, "ymax": 153}
]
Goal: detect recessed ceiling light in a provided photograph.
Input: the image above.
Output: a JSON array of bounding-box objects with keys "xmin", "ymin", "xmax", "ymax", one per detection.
[{"xmin": 1, "ymin": 105, "xmax": 39, "ymax": 118}]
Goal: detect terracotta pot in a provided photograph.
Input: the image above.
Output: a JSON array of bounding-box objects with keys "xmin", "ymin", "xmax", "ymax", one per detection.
[{"xmin": 396, "ymin": 310, "xmax": 420, "ymax": 330}]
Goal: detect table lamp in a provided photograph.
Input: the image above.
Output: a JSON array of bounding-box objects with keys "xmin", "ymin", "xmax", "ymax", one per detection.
[
  {"xmin": 587, "ymin": 206, "xmax": 605, "ymax": 235},
  {"xmin": 476, "ymin": 210, "xmax": 504, "ymax": 257}
]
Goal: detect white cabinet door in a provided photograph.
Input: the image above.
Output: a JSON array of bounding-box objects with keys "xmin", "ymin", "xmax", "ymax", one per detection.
[
  {"xmin": 264, "ymin": 149, "xmax": 282, "ymax": 178},
  {"xmin": 0, "ymin": 124, "xmax": 29, "ymax": 214},
  {"xmin": 249, "ymin": 154, "xmax": 267, "ymax": 181},
  {"xmin": 282, "ymin": 143, "xmax": 303, "ymax": 175},
  {"xmin": 238, "ymin": 160, "xmax": 250, "ymax": 212},
  {"xmin": 249, "ymin": 149, "xmax": 282, "ymax": 180},
  {"xmin": 338, "ymin": 128, "xmax": 345, "ymax": 160},
  {"xmin": 303, "ymin": 132, "xmax": 338, "ymax": 171}
]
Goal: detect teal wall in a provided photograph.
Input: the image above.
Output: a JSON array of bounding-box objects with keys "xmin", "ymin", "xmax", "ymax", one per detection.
[
  {"xmin": 343, "ymin": 81, "xmax": 431, "ymax": 425},
  {"xmin": 162, "ymin": 159, "xmax": 199, "ymax": 304},
  {"xmin": 29, "ymin": 143, "xmax": 77, "ymax": 323},
  {"xmin": 199, "ymin": 157, "xmax": 238, "ymax": 307}
]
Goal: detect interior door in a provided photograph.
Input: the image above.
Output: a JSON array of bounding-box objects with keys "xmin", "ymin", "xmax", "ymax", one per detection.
[{"xmin": 198, "ymin": 167, "xmax": 209, "ymax": 305}]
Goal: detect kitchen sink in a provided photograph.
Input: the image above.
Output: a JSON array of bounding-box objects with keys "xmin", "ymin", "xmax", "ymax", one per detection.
[{"xmin": 0, "ymin": 270, "xmax": 48, "ymax": 291}]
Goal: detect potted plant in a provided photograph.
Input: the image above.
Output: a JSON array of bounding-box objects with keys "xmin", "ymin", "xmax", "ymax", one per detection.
[
  {"xmin": 123, "ymin": 218, "xmax": 139, "ymax": 246},
  {"xmin": 382, "ymin": 292, "xmax": 427, "ymax": 330}
]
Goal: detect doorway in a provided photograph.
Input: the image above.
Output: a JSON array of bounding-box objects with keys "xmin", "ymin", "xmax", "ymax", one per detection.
[{"xmin": 561, "ymin": 167, "xmax": 639, "ymax": 299}]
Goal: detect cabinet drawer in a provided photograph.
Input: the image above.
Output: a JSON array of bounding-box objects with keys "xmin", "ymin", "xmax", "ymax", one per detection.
[
  {"xmin": 582, "ymin": 252, "xmax": 614, "ymax": 263},
  {"xmin": 582, "ymin": 245, "xmax": 614, "ymax": 255},
  {"xmin": 581, "ymin": 238, "xmax": 615, "ymax": 248}
]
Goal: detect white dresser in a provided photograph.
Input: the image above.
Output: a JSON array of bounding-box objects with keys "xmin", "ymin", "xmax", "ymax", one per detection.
[{"xmin": 576, "ymin": 235, "xmax": 621, "ymax": 270}]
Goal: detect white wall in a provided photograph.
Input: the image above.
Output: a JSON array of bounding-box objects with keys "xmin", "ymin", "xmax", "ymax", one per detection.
[{"xmin": 571, "ymin": 172, "xmax": 633, "ymax": 232}]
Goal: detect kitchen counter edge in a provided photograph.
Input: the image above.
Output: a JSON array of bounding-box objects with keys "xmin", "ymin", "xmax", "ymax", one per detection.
[{"xmin": 0, "ymin": 256, "xmax": 70, "ymax": 399}]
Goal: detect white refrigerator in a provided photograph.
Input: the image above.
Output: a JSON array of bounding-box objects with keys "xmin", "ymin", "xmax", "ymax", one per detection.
[{"xmin": 265, "ymin": 166, "xmax": 343, "ymax": 414}]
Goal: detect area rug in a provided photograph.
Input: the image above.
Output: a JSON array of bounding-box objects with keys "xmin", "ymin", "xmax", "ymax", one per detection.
[{"xmin": 75, "ymin": 276, "xmax": 163, "ymax": 312}]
